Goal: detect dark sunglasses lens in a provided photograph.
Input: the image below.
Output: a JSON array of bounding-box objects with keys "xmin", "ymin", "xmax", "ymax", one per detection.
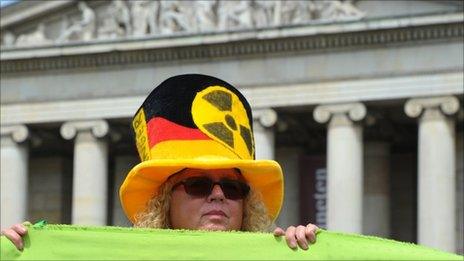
[
  {"xmin": 220, "ymin": 180, "xmax": 250, "ymax": 200},
  {"xmin": 183, "ymin": 177, "xmax": 213, "ymax": 197}
]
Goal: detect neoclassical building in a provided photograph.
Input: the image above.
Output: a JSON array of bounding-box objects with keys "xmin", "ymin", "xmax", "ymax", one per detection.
[{"xmin": 1, "ymin": 0, "xmax": 463, "ymax": 254}]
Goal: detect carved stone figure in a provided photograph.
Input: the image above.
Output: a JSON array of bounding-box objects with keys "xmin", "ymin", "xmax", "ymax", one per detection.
[
  {"xmin": 293, "ymin": 1, "xmax": 315, "ymax": 24},
  {"xmin": 278, "ymin": 0, "xmax": 301, "ymax": 25},
  {"xmin": 1, "ymin": 31, "xmax": 16, "ymax": 47},
  {"xmin": 111, "ymin": 0, "xmax": 132, "ymax": 36},
  {"xmin": 306, "ymin": 0, "xmax": 323, "ymax": 20},
  {"xmin": 218, "ymin": 0, "xmax": 253, "ymax": 31},
  {"xmin": 159, "ymin": 0, "xmax": 191, "ymax": 34},
  {"xmin": 131, "ymin": 1, "xmax": 149, "ymax": 36},
  {"xmin": 319, "ymin": 0, "xmax": 365, "ymax": 21},
  {"xmin": 131, "ymin": 0, "xmax": 160, "ymax": 36},
  {"xmin": 98, "ymin": 15, "xmax": 125, "ymax": 40},
  {"xmin": 146, "ymin": 0, "xmax": 161, "ymax": 35},
  {"xmin": 57, "ymin": 1, "xmax": 96, "ymax": 43},
  {"xmin": 15, "ymin": 23, "xmax": 52, "ymax": 47},
  {"xmin": 194, "ymin": 0, "xmax": 217, "ymax": 33},
  {"xmin": 14, "ymin": 0, "xmax": 366, "ymax": 45},
  {"xmin": 253, "ymin": 0, "xmax": 277, "ymax": 28}
]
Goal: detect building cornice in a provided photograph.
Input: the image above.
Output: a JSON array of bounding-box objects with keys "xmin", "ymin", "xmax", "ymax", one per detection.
[
  {"xmin": 1, "ymin": 13, "xmax": 463, "ymax": 73},
  {"xmin": 0, "ymin": 0, "xmax": 74, "ymax": 28},
  {"xmin": 1, "ymin": 72, "xmax": 462, "ymax": 125}
]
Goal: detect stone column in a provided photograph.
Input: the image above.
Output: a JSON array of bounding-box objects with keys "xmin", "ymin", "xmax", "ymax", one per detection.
[
  {"xmin": 61, "ymin": 120, "xmax": 109, "ymax": 225},
  {"xmin": 405, "ymin": 96, "xmax": 460, "ymax": 252},
  {"xmin": 0, "ymin": 125, "xmax": 29, "ymax": 229},
  {"xmin": 314, "ymin": 102, "xmax": 366, "ymax": 233},
  {"xmin": 253, "ymin": 109, "xmax": 277, "ymax": 160},
  {"xmin": 363, "ymin": 142, "xmax": 390, "ymax": 237}
]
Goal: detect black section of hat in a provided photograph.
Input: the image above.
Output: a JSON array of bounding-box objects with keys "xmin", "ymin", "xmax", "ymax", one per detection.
[{"xmin": 136, "ymin": 74, "xmax": 253, "ymax": 129}]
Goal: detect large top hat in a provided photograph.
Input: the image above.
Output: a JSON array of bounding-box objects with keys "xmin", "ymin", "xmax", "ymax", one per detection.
[{"xmin": 119, "ymin": 74, "xmax": 283, "ymax": 223}]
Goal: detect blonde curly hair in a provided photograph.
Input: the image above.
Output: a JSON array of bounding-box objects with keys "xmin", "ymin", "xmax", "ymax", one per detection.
[{"xmin": 134, "ymin": 174, "xmax": 273, "ymax": 232}]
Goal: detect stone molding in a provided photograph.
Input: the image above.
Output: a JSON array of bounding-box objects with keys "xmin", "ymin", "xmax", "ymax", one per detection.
[
  {"xmin": 1, "ymin": 17, "xmax": 462, "ymax": 73},
  {"xmin": 404, "ymin": 96, "xmax": 460, "ymax": 118},
  {"xmin": 1, "ymin": 72, "xmax": 462, "ymax": 126},
  {"xmin": 253, "ymin": 108, "xmax": 278, "ymax": 128},
  {"xmin": 313, "ymin": 102, "xmax": 366, "ymax": 124},
  {"xmin": 60, "ymin": 120, "xmax": 109, "ymax": 140},
  {"xmin": 0, "ymin": 124, "xmax": 29, "ymax": 143}
]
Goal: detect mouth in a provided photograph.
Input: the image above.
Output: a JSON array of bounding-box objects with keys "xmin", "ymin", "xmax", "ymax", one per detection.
[{"xmin": 204, "ymin": 210, "xmax": 227, "ymax": 217}]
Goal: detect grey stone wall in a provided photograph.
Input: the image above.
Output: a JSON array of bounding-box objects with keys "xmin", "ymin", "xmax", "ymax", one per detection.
[
  {"xmin": 111, "ymin": 155, "xmax": 137, "ymax": 227},
  {"xmin": 27, "ymin": 157, "xmax": 72, "ymax": 224},
  {"xmin": 275, "ymin": 147, "xmax": 302, "ymax": 228}
]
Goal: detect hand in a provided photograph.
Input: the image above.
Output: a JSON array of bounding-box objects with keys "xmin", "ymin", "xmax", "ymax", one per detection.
[
  {"xmin": 1, "ymin": 223, "xmax": 29, "ymax": 251},
  {"xmin": 273, "ymin": 223, "xmax": 318, "ymax": 250}
]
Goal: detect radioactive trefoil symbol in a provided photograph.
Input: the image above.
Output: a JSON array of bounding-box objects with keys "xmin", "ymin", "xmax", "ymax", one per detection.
[{"xmin": 201, "ymin": 90, "xmax": 253, "ymax": 157}]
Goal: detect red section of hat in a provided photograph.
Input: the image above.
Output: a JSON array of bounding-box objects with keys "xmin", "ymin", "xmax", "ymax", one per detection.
[{"xmin": 147, "ymin": 117, "xmax": 211, "ymax": 148}]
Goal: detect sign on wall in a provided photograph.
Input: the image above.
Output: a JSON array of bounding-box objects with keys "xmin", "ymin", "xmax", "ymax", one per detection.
[{"xmin": 299, "ymin": 155, "xmax": 327, "ymax": 229}]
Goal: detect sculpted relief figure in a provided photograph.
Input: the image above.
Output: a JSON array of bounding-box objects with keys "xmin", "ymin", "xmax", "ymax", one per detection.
[
  {"xmin": 98, "ymin": 0, "xmax": 132, "ymax": 39},
  {"xmin": 97, "ymin": 0, "xmax": 132, "ymax": 39},
  {"xmin": 2, "ymin": 0, "xmax": 366, "ymax": 47},
  {"xmin": 131, "ymin": 0, "xmax": 160, "ymax": 36},
  {"xmin": 111, "ymin": 0, "xmax": 132, "ymax": 36},
  {"xmin": 57, "ymin": 1, "xmax": 96, "ymax": 43},
  {"xmin": 277, "ymin": 0, "xmax": 364, "ymax": 25},
  {"xmin": 98, "ymin": 12, "xmax": 125, "ymax": 39},
  {"xmin": 305, "ymin": 1, "xmax": 323, "ymax": 20},
  {"xmin": 159, "ymin": 0, "xmax": 191, "ymax": 34},
  {"xmin": 15, "ymin": 23, "xmax": 52, "ymax": 47},
  {"xmin": 218, "ymin": 0, "xmax": 253, "ymax": 31},
  {"xmin": 253, "ymin": 0, "xmax": 278, "ymax": 28},
  {"xmin": 292, "ymin": 1, "xmax": 315, "ymax": 24},
  {"xmin": 278, "ymin": 0, "xmax": 301, "ymax": 25},
  {"xmin": 319, "ymin": 0, "xmax": 365, "ymax": 21},
  {"xmin": 146, "ymin": 0, "xmax": 161, "ymax": 35},
  {"xmin": 1, "ymin": 31, "xmax": 16, "ymax": 47},
  {"xmin": 194, "ymin": 0, "xmax": 217, "ymax": 33}
]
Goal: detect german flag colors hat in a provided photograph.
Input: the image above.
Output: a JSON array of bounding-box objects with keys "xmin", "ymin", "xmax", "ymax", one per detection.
[{"xmin": 119, "ymin": 74, "xmax": 283, "ymax": 224}]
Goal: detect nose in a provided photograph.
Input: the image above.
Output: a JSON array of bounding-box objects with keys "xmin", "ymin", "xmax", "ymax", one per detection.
[{"xmin": 207, "ymin": 184, "xmax": 225, "ymax": 202}]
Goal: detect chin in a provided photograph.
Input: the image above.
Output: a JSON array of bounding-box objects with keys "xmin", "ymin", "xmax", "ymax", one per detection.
[{"xmin": 199, "ymin": 223, "xmax": 229, "ymax": 231}]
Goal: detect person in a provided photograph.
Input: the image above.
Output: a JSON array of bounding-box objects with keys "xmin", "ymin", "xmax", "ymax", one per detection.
[{"xmin": 2, "ymin": 74, "xmax": 318, "ymax": 252}]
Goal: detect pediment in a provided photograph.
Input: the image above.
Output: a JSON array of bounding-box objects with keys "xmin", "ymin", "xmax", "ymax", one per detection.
[{"xmin": 1, "ymin": 0, "xmax": 462, "ymax": 49}]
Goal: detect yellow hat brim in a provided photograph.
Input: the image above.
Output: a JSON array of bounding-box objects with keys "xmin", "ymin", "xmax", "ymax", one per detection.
[{"xmin": 119, "ymin": 159, "xmax": 283, "ymax": 224}]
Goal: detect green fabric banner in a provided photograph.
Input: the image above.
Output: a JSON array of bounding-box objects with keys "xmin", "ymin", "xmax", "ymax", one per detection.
[{"xmin": 0, "ymin": 222, "xmax": 461, "ymax": 260}]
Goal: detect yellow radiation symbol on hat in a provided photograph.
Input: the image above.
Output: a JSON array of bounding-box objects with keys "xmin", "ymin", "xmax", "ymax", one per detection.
[{"xmin": 191, "ymin": 86, "xmax": 254, "ymax": 159}]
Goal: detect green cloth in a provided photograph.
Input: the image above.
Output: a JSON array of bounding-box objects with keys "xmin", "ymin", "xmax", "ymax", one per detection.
[{"xmin": 0, "ymin": 222, "xmax": 461, "ymax": 260}]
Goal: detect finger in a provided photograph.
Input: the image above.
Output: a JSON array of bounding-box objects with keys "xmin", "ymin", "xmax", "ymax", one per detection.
[
  {"xmin": 22, "ymin": 221, "xmax": 32, "ymax": 226},
  {"xmin": 11, "ymin": 224, "xmax": 28, "ymax": 236},
  {"xmin": 273, "ymin": 227, "xmax": 285, "ymax": 236},
  {"xmin": 1, "ymin": 229, "xmax": 23, "ymax": 250},
  {"xmin": 285, "ymin": 226, "xmax": 297, "ymax": 249},
  {"xmin": 295, "ymin": 225, "xmax": 308, "ymax": 250},
  {"xmin": 305, "ymin": 224, "xmax": 318, "ymax": 244}
]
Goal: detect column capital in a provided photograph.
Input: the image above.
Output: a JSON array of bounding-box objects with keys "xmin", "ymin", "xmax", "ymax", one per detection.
[
  {"xmin": 1, "ymin": 124, "xmax": 29, "ymax": 143},
  {"xmin": 253, "ymin": 108, "xmax": 278, "ymax": 128},
  {"xmin": 60, "ymin": 120, "xmax": 109, "ymax": 140},
  {"xmin": 405, "ymin": 96, "xmax": 460, "ymax": 118},
  {"xmin": 313, "ymin": 102, "xmax": 366, "ymax": 124}
]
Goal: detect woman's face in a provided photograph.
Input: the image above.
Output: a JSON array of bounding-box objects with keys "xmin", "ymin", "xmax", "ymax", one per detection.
[{"xmin": 169, "ymin": 168, "xmax": 245, "ymax": 231}]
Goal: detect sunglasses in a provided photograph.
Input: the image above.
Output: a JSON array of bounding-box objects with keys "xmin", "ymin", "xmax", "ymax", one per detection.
[{"xmin": 172, "ymin": 176, "xmax": 250, "ymax": 200}]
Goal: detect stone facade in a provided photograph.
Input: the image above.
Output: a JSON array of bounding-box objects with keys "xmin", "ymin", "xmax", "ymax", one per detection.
[{"xmin": 1, "ymin": 0, "xmax": 463, "ymax": 254}]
